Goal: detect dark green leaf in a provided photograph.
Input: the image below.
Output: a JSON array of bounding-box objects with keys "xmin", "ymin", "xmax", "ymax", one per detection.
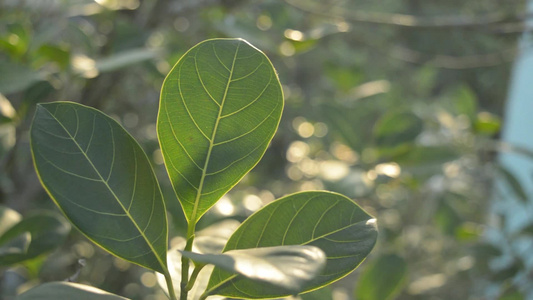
[
  {"xmin": 207, "ymin": 191, "xmax": 378, "ymax": 299},
  {"xmin": 300, "ymin": 286, "xmax": 333, "ymax": 300},
  {"xmin": 0, "ymin": 211, "xmax": 70, "ymax": 266},
  {"xmin": 17, "ymin": 282, "xmax": 128, "ymax": 300},
  {"xmin": 182, "ymin": 245, "xmax": 326, "ymax": 294},
  {"xmin": 157, "ymin": 38, "xmax": 283, "ymax": 224},
  {"xmin": 31, "ymin": 102, "xmax": 168, "ymax": 273},
  {"xmin": 354, "ymin": 254, "xmax": 408, "ymax": 300}
]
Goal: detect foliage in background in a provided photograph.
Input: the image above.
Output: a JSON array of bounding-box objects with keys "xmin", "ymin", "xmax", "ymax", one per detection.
[{"xmin": 1, "ymin": 0, "xmax": 532, "ymax": 299}]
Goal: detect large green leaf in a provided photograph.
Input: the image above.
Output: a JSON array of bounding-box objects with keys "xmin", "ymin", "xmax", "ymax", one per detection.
[
  {"xmin": 30, "ymin": 102, "xmax": 168, "ymax": 273},
  {"xmin": 157, "ymin": 38, "xmax": 283, "ymax": 223},
  {"xmin": 17, "ymin": 282, "xmax": 128, "ymax": 300},
  {"xmin": 354, "ymin": 254, "xmax": 408, "ymax": 300},
  {"xmin": 207, "ymin": 191, "xmax": 378, "ymax": 299},
  {"xmin": 181, "ymin": 245, "xmax": 326, "ymax": 295},
  {"xmin": 0, "ymin": 211, "xmax": 70, "ymax": 266}
]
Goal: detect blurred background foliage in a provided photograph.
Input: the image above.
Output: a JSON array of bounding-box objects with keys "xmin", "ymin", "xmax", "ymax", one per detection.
[{"xmin": 1, "ymin": 0, "xmax": 532, "ymax": 299}]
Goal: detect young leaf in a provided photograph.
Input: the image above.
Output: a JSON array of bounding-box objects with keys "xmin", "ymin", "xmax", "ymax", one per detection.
[
  {"xmin": 17, "ymin": 282, "xmax": 128, "ymax": 300},
  {"xmin": 157, "ymin": 38, "xmax": 283, "ymax": 224},
  {"xmin": 31, "ymin": 102, "xmax": 168, "ymax": 273},
  {"xmin": 0, "ymin": 212, "xmax": 70, "ymax": 266},
  {"xmin": 181, "ymin": 245, "xmax": 326, "ymax": 295},
  {"xmin": 207, "ymin": 191, "xmax": 378, "ymax": 299},
  {"xmin": 354, "ymin": 254, "xmax": 408, "ymax": 300}
]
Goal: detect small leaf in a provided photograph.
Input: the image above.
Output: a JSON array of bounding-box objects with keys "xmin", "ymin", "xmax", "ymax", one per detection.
[
  {"xmin": 0, "ymin": 211, "xmax": 70, "ymax": 266},
  {"xmin": 182, "ymin": 245, "xmax": 326, "ymax": 294},
  {"xmin": 31, "ymin": 102, "xmax": 168, "ymax": 273},
  {"xmin": 157, "ymin": 38, "xmax": 283, "ymax": 224},
  {"xmin": 354, "ymin": 254, "xmax": 408, "ymax": 300},
  {"xmin": 17, "ymin": 282, "xmax": 129, "ymax": 300},
  {"xmin": 207, "ymin": 191, "xmax": 378, "ymax": 299}
]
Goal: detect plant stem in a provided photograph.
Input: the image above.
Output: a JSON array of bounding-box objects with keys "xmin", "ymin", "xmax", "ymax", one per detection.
[
  {"xmin": 185, "ymin": 264, "xmax": 205, "ymax": 291},
  {"xmin": 180, "ymin": 228, "xmax": 195, "ymax": 300},
  {"xmin": 163, "ymin": 269, "xmax": 178, "ymax": 300}
]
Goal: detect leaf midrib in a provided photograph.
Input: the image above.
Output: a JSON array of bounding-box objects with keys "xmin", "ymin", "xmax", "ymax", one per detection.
[
  {"xmin": 40, "ymin": 105, "xmax": 166, "ymax": 272},
  {"xmin": 189, "ymin": 42, "xmax": 241, "ymax": 225}
]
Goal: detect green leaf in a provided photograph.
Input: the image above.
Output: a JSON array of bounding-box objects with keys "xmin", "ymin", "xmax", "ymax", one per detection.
[
  {"xmin": 157, "ymin": 38, "xmax": 283, "ymax": 224},
  {"xmin": 207, "ymin": 191, "xmax": 378, "ymax": 299},
  {"xmin": 300, "ymin": 286, "xmax": 333, "ymax": 300},
  {"xmin": 30, "ymin": 102, "xmax": 168, "ymax": 273},
  {"xmin": 182, "ymin": 245, "xmax": 326, "ymax": 295},
  {"xmin": 0, "ymin": 211, "xmax": 70, "ymax": 266},
  {"xmin": 17, "ymin": 282, "xmax": 129, "ymax": 300},
  {"xmin": 354, "ymin": 254, "xmax": 408, "ymax": 300}
]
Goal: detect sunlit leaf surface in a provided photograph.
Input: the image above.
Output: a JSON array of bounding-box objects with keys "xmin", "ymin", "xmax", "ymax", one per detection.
[
  {"xmin": 158, "ymin": 38, "xmax": 283, "ymax": 223},
  {"xmin": 207, "ymin": 191, "xmax": 378, "ymax": 299},
  {"xmin": 31, "ymin": 102, "xmax": 167, "ymax": 273},
  {"xmin": 17, "ymin": 282, "xmax": 128, "ymax": 300},
  {"xmin": 181, "ymin": 245, "xmax": 326, "ymax": 294}
]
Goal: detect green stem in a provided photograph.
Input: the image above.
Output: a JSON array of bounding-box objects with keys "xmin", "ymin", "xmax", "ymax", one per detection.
[
  {"xmin": 180, "ymin": 225, "xmax": 195, "ymax": 300},
  {"xmin": 185, "ymin": 264, "xmax": 205, "ymax": 291},
  {"xmin": 163, "ymin": 269, "xmax": 178, "ymax": 300}
]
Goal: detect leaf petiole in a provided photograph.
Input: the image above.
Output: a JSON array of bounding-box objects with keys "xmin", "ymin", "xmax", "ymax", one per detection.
[
  {"xmin": 163, "ymin": 269, "xmax": 178, "ymax": 300},
  {"xmin": 180, "ymin": 234, "xmax": 195, "ymax": 300},
  {"xmin": 185, "ymin": 264, "xmax": 205, "ymax": 291}
]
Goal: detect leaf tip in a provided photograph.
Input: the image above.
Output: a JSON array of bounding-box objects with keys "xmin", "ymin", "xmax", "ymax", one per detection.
[{"xmin": 366, "ymin": 218, "xmax": 378, "ymax": 230}]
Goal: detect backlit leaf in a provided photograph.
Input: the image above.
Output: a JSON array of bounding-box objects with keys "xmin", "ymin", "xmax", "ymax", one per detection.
[
  {"xmin": 157, "ymin": 38, "xmax": 283, "ymax": 224},
  {"xmin": 181, "ymin": 245, "xmax": 326, "ymax": 294},
  {"xmin": 207, "ymin": 191, "xmax": 378, "ymax": 299},
  {"xmin": 31, "ymin": 102, "xmax": 168, "ymax": 273}
]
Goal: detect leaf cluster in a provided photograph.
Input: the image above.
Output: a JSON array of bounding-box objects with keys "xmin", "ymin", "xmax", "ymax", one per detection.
[{"xmin": 24, "ymin": 39, "xmax": 377, "ymax": 300}]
